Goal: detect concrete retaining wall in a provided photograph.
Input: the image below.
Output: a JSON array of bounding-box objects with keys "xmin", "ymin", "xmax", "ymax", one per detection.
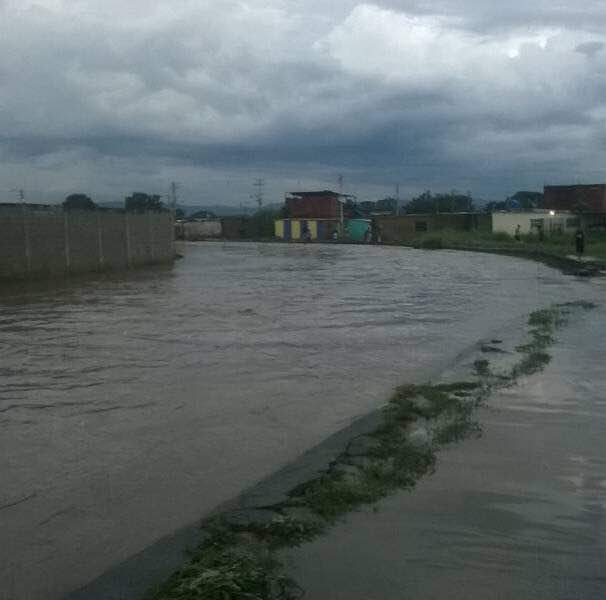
[{"xmin": 0, "ymin": 206, "xmax": 175, "ymax": 280}]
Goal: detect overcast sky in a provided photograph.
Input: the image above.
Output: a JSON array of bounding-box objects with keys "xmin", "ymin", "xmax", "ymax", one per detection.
[{"xmin": 1, "ymin": 0, "xmax": 606, "ymax": 206}]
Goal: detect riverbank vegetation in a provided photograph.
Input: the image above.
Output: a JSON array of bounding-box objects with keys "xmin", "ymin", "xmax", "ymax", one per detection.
[
  {"xmin": 405, "ymin": 229, "xmax": 606, "ymax": 262},
  {"xmin": 146, "ymin": 302, "xmax": 595, "ymax": 600}
]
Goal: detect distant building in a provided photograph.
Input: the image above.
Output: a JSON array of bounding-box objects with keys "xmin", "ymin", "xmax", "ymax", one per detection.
[
  {"xmin": 375, "ymin": 213, "xmax": 490, "ymax": 243},
  {"xmin": 285, "ymin": 190, "xmax": 352, "ymax": 220},
  {"xmin": 274, "ymin": 218, "xmax": 340, "ymax": 241},
  {"xmin": 176, "ymin": 220, "xmax": 222, "ymax": 241},
  {"xmin": 543, "ymin": 184, "xmax": 606, "ymax": 213},
  {"xmin": 492, "ymin": 211, "xmax": 579, "ymax": 236}
]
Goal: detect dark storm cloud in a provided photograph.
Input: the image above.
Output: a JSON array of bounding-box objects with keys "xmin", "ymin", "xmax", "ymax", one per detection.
[
  {"xmin": 575, "ymin": 41, "xmax": 605, "ymax": 58},
  {"xmin": 1, "ymin": 1, "xmax": 606, "ymax": 204}
]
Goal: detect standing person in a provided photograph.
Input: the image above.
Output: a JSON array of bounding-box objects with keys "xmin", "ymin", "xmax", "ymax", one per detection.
[
  {"xmin": 575, "ymin": 228, "xmax": 585, "ymax": 257},
  {"xmin": 370, "ymin": 218, "xmax": 382, "ymax": 244},
  {"xmin": 514, "ymin": 224, "xmax": 521, "ymax": 241}
]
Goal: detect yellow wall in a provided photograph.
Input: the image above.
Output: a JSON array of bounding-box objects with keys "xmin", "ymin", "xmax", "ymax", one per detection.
[
  {"xmin": 308, "ymin": 220, "xmax": 318, "ymax": 240},
  {"xmin": 291, "ymin": 220, "xmax": 301, "ymax": 240},
  {"xmin": 274, "ymin": 219, "xmax": 321, "ymax": 241}
]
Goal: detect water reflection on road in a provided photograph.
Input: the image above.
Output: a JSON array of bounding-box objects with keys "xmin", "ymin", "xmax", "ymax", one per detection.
[{"xmin": 0, "ymin": 242, "xmax": 593, "ymax": 599}]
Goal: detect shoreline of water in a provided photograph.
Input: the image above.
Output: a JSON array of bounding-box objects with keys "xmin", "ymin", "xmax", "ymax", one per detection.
[
  {"xmin": 0, "ymin": 242, "xmax": 595, "ymax": 600},
  {"xmin": 64, "ymin": 302, "xmax": 594, "ymax": 600},
  {"xmin": 283, "ymin": 301, "xmax": 606, "ymax": 600}
]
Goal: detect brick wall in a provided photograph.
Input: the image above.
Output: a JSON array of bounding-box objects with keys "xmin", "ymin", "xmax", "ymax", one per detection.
[
  {"xmin": 286, "ymin": 195, "xmax": 341, "ymax": 219},
  {"xmin": 543, "ymin": 185, "xmax": 606, "ymax": 213},
  {"xmin": 0, "ymin": 207, "xmax": 175, "ymax": 280}
]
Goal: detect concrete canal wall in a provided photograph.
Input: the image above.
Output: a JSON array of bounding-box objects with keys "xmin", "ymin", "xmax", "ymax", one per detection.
[{"xmin": 0, "ymin": 206, "xmax": 175, "ymax": 280}]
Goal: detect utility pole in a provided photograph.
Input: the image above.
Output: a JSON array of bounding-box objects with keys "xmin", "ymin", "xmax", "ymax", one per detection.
[
  {"xmin": 169, "ymin": 181, "xmax": 179, "ymax": 210},
  {"xmin": 395, "ymin": 183, "xmax": 400, "ymax": 215},
  {"xmin": 338, "ymin": 175, "xmax": 344, "ymax": 236},
  {"xmin": 10, "ymin": 188, "xmax": 25, "ymax": 202},
  {"xmin": 252, "ymin": 178, "xmax": 265, "ymax": 210}
]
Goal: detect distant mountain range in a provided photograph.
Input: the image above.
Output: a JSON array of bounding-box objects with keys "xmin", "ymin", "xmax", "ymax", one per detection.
[{"xmin": 97, "ymin": 201, "xmax": 282, "ymax": 217}]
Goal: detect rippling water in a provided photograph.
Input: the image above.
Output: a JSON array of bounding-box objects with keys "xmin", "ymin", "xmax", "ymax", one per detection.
[
  {"xmin": 284, "ymin": 301, "xmax": 606, "ymax": 600},
  {"xmin": 0, "ymin": 242, "xmax": 590, "ymax": 599}
]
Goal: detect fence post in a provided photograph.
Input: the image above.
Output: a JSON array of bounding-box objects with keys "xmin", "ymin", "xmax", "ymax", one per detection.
[
  {"xmin": 125, "ymin": 212, "xmax": 132, "ymax": 268},
  {"xmin": 22, "ymin": 204, "xmax": 32, "ymax": 275},
  {"xmin": 148, "ymin": 211, "xmax": 155, "ymax": 262},
  {"xmin": 63, "ymin": 211, "xmax": 71, "ymax": 272},
  {"xmin": 96, "ymin": 212, "xmax": 104, "ymax": 269}
]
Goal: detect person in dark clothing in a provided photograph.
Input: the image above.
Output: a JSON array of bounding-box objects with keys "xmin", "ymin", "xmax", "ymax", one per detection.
[
  {"xmin": 575, "ymin": 229, "xmax": 585, "ymax": 256},
  {"xmin": 370, "ymin": 218, "xmax": 382, "ymax": 244},
  {"xmin": 514, "ymin": 224, "xmax": 521, "ymax": 241}
]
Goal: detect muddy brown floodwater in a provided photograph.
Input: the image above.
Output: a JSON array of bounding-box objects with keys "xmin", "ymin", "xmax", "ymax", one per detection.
[
  {"xmin": 0, "ymin": 242, "xmax": 596, "ymax": 600},
  {"xmin": 284, "ymin": 301, "xmax": 606, "ymax": 600}
]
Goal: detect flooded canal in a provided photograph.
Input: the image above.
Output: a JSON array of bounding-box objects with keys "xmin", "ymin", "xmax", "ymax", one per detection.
[
  {"xmin": 0, "ymin": 242, "xmax": 596, "ymax": 599},
  {"xmin": 284, "ymin": 301, "xmax": 606, "ymax": 600}
]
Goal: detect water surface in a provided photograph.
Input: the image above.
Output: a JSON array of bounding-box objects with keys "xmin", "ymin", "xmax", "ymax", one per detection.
[
  {"xmin": 0, "ymin": 242, "xmax": 588, "ymax": 599},
  {"xmin": 285, "ymin": 300, "xmax": 606, "ymax": 599}
]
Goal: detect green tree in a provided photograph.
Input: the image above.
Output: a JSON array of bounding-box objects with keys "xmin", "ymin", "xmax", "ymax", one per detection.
[
  {"xmin": 375, "ymin": 197, "xmax": 397, "ymax": 213},
  {"xmin": 405, "ymin": 190, "xmax": 475, "ymax": 214},
  {"xmin": 63, "ymin": 193, "xmax": 96, "ymax": 211},
  {"xmin": 125, "ymin": 192, "xmax": 164, "ymax": 212}
]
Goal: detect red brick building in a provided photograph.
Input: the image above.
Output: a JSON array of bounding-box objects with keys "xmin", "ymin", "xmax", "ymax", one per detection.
[
  {"xmin": 285, "ymin": 191, "xmax": 351, "ymax": 219},
  {"xmin": 543, "ymin": 184, "xmax": 606, "ymax": 213}
]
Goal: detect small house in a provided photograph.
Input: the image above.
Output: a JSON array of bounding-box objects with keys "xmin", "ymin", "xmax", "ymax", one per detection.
[{"xmin": 492, "ymin": 211, "xmax": 579, "ymax": 236}]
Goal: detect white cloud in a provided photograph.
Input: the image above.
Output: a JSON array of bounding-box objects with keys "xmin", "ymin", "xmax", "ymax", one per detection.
[{"xmin": 1, "ymin": 1, "xmax": 606, "ymax": 202}]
